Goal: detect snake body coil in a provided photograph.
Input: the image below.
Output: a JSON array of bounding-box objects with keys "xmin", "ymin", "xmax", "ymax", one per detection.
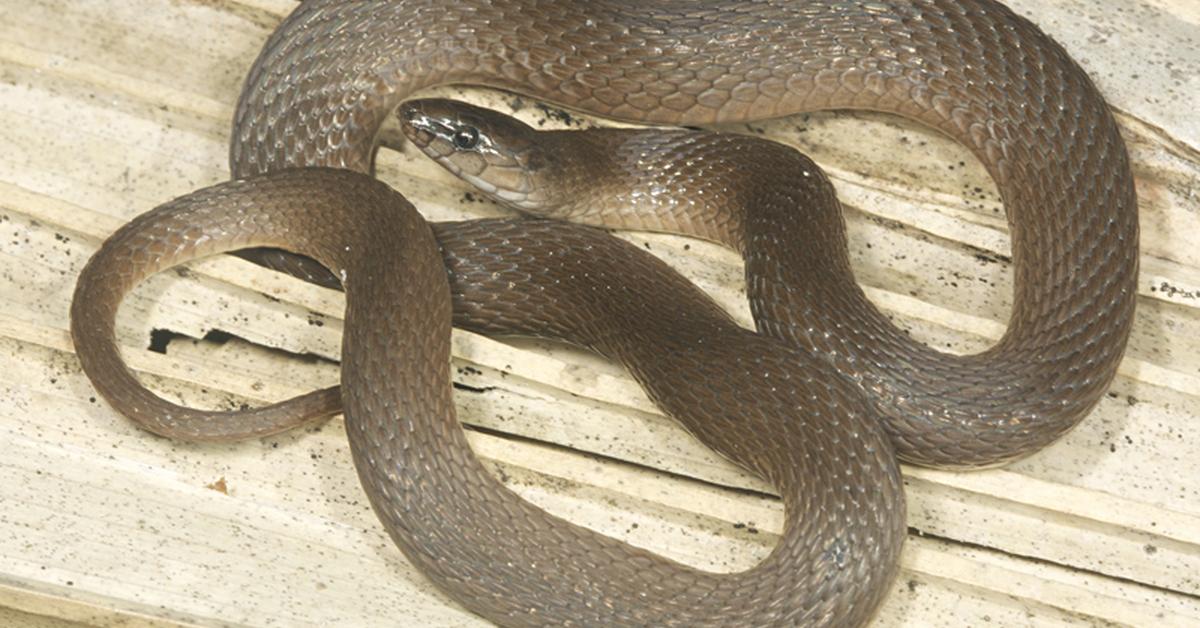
[
  {"xmin": 234, "ymin": 0, "xmax": 1138, "ymax": 468},
  {"xmin": 69, "ymin": 0, "xmax": 1137, "ymax": 625}
]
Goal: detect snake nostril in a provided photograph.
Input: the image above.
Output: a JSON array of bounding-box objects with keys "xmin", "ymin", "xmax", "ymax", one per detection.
[{"xmin": 399, "ymin": 103, "xmax": 417, "ymax": 123}]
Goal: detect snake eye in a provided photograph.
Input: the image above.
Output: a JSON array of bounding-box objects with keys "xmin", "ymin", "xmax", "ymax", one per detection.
[{"xmin": 452, "ymin": 126, "xmax": 480, "ymax": 150}]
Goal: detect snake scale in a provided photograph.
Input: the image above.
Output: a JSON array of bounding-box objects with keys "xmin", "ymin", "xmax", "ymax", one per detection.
[{"xmin": 69, "ymin": 1, "xmax": 1138, "ymax": 625}]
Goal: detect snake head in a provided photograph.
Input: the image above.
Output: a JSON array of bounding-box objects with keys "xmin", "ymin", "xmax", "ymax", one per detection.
[{"xmin": 400, "ymin": 99, "xmax": 559, "ymax": 212}]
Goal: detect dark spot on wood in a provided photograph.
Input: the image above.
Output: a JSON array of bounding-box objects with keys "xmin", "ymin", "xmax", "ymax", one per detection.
[
  {"xmin": 148, "ymin": 328, "xmax": 178, "ymax": 354},
  {"xmin": 1154, "ymin": 281, "xmax": 1198, "ymax": 300},
  {"xmin": 535, "ymin": 103, "xmax": 579, "ymax": 127},
  {"xmin": 453, "ymin": 382, "xmax": 496, "ymax": 394}
]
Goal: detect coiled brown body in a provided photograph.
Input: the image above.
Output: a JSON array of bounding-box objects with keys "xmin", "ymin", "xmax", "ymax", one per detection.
[
  {"xmin": 233, "ymin": 0, "xmax": 1138, "ymax": 467},
  {"xmin": 69, "ymin": 0, "xmax": 1137, "ymax": 625},
  {"xmin": 71, "ymin": 169, "xmax": 905, "ymax": 625}
]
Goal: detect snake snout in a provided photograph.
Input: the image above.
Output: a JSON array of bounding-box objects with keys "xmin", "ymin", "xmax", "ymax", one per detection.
[{"xmin": 398, "ymin": 102, "xmax": 436, "ymax": 148}]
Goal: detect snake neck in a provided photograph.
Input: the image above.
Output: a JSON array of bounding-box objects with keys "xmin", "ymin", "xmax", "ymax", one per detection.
[{"xmin": 527, "ymin": 129, "xmax": 800, "ymax": 251}]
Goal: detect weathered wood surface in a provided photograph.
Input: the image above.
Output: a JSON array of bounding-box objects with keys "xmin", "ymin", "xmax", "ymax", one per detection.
[{"xmin": 1, "ymin": 0, "xmax": 1198, "ymax": 625}]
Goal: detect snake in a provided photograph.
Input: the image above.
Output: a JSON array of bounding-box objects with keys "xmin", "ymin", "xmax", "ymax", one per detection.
[{"xmin": 67, "ymin": 0, "xmax": 1138, "ymax": 626}]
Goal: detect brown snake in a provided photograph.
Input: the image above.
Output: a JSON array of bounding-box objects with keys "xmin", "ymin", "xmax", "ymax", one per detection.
[{"xmin": 69, "ymin": 0, "xmax": 1138, "ymax": 625}]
